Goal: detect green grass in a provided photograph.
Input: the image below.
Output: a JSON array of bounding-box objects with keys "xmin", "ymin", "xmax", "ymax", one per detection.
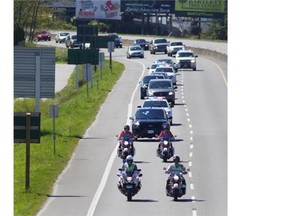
[{"xmin": 14, "ymin": 61, "xmax": 124, "ymax": 216}]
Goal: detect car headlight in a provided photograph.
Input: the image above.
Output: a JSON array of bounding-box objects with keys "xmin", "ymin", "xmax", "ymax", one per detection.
[
  {"xmin": 168, "ymin": 92, "xmax": 173, "ymax": 95},
  {"xmin": 191, "ymin": 59, "xmax": 196, "ymax": 63},
  {"xmin": 148, "ymin": 90, "xmax": 154, "ymax": 96},
  {"xmin": 134, "ymin": 121, "xmax": 140, "ymax": 126}
]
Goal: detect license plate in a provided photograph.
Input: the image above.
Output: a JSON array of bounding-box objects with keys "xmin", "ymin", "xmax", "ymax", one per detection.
[
  {"xmin": 147, "ymin": 130, "xmax": 154, "ymax": 134},
  {"xmin": 126, "ymin": 185, "xmax": 133, "ymax": 189}
]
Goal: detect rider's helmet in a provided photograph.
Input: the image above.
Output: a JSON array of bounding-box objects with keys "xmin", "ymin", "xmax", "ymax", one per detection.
[
  {"xmin": 163, "ymin": 123, "xmax": 170, "ymax": 130},
  {"xmin": 126, "ymin": 155, "xmax": 133, "ymax": 165},
  {"xmin": 124, "ymin": 125, "xmax": 130, "ymax": 132},
  {"xmin": 173, "ymin": 155, "xmax": 180, "ymax": 163}
]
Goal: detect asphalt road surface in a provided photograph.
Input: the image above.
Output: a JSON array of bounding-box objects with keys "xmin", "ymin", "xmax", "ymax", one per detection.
[{"xmin": 36, "ymin": 40, "xmax": 227, "ymax": 216}]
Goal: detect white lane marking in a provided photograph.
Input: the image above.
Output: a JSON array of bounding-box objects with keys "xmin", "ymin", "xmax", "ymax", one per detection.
[
  {"xmin": 189, "ymin": 161, "xmax": 192, "ymax": 167},
  {"xmin": 192, "ymin": 208, "xmax": 197, "ymax": 216},
  {"xmin": 190, "ymin": 144, "xmax": 193, "ymax": 149},
  {"xmin": 190, "ymin": 183, "xmax": 194, "ymax": 190},
  {"xmin": 189, "ymin": 124, "xmax": 192, "ymax": 128},
  {"xmin": 189, "ymin": 172, "xmax": 192, "ymax": 178},
  {"xmin": 189, "ymin": 152, "xmax": 193, "ymax": 157},
  {"xmin": 86, "ymin": 60, "xmax": 146, "ymax": 216},
  {"xmin": 206, "ymin": 59, "xmax": 227, "ymax": 87},
  {"xmin": 187, "ymin": 118, "xmax": 190, "ymax": 122}
]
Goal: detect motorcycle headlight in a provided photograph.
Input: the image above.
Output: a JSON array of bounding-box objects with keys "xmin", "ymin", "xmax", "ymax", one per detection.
[{"xmin": 173, "ymin": 175, "xmax": 179, "ymax": 181}]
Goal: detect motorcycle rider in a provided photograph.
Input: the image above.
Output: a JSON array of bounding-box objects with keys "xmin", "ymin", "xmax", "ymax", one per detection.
[
  {"xmin": 118, "ymin": 155, "xmax": 141, "ymax": 190},
  {"xmin": 157, "ymin": 123, "xmax": 174, "ymax": 156},
  {"xmin": 165, "ymin": 155, "xmax": 187, "ymax": 194},
  {"xmin": 118, "ymin": 125, "xmax": 135, "ymax": 154}
]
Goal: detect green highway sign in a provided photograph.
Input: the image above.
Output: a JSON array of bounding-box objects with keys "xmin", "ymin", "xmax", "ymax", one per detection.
[
  {"xmin": 14, "ymin": 112, "xmax": 41, "ymax": 143},
  {"xmin": 68, "ymin": 49, "xmax": 99, "ymax": 65},
  {"xmin": 77, "ymin": 25, "xmax": 98, "ymax": 43}
]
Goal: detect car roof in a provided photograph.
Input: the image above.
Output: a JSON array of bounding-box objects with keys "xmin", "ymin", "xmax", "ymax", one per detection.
[
  {"xmin": 149, "ymin": 79, "xmax": 172, "ymax": 82},
  {"xmin": 177, "ymin": 50, "xmax": 193, "ymax": 53},
  {"xmin": 144, "ymin": 97, "xmax": 169, "ymax": 102}
]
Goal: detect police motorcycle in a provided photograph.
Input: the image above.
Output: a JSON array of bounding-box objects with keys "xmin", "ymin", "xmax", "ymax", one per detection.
[
  {"xmin": 156, "ymin": 137, "xmax": 175, "ymax": 162},
  {"xmin": 117, "ymin": 136, "xmax": 135, "ymax": 160},
  {"xmin": 163, "ymin": 167, "xmax": 189, "ymax": 201},
  {"xmin": 117, "ymin": 167, "xmax": 142, "ymax": 201}
]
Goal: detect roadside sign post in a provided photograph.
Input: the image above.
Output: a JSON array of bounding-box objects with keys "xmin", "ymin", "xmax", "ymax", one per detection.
[
  {"xmin": 108, "ymin": 41, "xmax": 114, "ymax": 74},
  {"xmin": 49, "ymin": 105, "xmax": 59, "ymax": 156},
  {"xmin": 25, "ymin": 113, "xmax": 31, "ymax": 190},
  {"xmin": 14, "ymin": 112, "xmax": 41, "ymax": 190}
]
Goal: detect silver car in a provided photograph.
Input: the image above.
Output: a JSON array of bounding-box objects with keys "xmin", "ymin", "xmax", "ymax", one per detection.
[
  {"xmin": 126, "ymin": 45, "xmax": 144, "ymax": 59},
  {"xmin": 55, "ymin": 32, "xmax": 70, "ymax": 43}
]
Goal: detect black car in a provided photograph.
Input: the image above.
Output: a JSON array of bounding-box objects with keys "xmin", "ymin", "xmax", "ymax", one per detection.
[
  {"xmin": 108, "ymin": 33, "xmax": 122, "ymax": 48},
  {"xmin": 130, "ymin": 108, "xmax": 169, "ymax": 139},
  {"xmin": 133, "ymin": 39, "xmax": 149, "ymax": 50},
  {"xmin": 139, "ymin": 74, "xmax": 165, "ymax": 99}
]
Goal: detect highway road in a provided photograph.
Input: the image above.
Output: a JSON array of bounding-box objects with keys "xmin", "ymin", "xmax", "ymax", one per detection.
[{"xmin": 36, "ymin": 41, "xmax": 227, "ymax": 216}]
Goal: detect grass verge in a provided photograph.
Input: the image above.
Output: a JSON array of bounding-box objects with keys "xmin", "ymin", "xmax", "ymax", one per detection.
[{"xmin": 14, "ymin": 61, "xmax": 124, "ymax": 216}]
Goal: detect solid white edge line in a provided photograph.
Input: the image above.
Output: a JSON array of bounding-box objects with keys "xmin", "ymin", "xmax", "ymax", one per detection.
[
  {"xmin": 206, "ymin": 58, "xmax": 227, "ymax": 87},
  {"xmin": 86, "ymin": 60, "xmax": 146, "ymax": 216}
]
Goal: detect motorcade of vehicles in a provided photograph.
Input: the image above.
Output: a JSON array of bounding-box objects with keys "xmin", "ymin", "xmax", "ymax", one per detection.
[
  {"xmin": 126, "ymin": 45, "xmax": 144, "ymax": 59},
  {"xmin": 34, "ymin": 31, "xmax": 51, "ymax": 41},
  {"xmin": 154, "ymin": 58, "xmax": 178, "ymax": 72},
  {"xmin": 146, "ymin": 79, "xmax": 177, "ymax": 106},
  {"xmin": 157, "ymin": 137, "xmax": 175, "ymax": 162},
  {"xmin": 139, "ymin": 74, "xmax": 165, "ymax": 99},
  {"xmin": 117, "ymin": 168, "xmax": 142, "ymax": 201},
  {"xmin": 139, "ymin": 96, "xmax": 173, "ymax": 123},
  {"xmin": 108, "ymin": 33, "xmax": 122, "ymax": 48},
  {"xmin": 117, "ymin": 136, "xmax": 135, "ymax": 160},
  {"xmin": 149, "ymin": 38, "xmax": 168, "ymax": 54},
  {"xmin": 166, "ymin": 41, "xmax": 185, "ymax": 57},
  {"xmin": 164, "ymin": 167, "xmax": 189, "ymax": 201},
  {"xmin": 147, "ymin": 62, "xmax": 165, "ymax": 74},
  {"xmin": 175, "ymin": 50, "xmax": 198, "ymax": 70},
  {"xmin": 55, "ymin": 32, "xmax": 70, "ymax": 43},
  {"xmin": 133, "ymin": 39, "xmax": 149, "ymax": 50},
  {"xmin": 129, "ymin": 107, "xmax": 169, "ymax": 139},
  {"xmin": 154, "ymin": 66, "xmax": 177, "ymax": 85}
]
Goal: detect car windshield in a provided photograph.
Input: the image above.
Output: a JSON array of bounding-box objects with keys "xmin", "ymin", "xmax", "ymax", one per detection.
[
  {"xmin": 155, "ymin": 67, "xmax": 174, "ymax": 73},
  {"xmin": 60, "ymin": 33, "xmax": 69, "ymax": 36},
  {"xmin": 149, "ymin": 81, "xmax": 172, "ymax": 89},
  {"xmin": 178, "ymin": 52, "xmax": 194, "ymax": 57},
  {"xmin": 71, "ymin": 35, "xmax": 77, "ymax": 39},
  {"xmin": 130, "ymin": 46, "xmax": 141, "ymax": 51},
  {"xmin": 143, "ymin": 76, "xmax": 163, "ymax": 84},
  {"xmin": 155, "ymin": 39, "xmax": 167, "ymax": 43},
  {"xmin": 171, "ymin": 42, "xmax": 183, "ymax": 46},
  {"xmin": 135, "ymin": 109, "xmax": 165, "ymax": 119},
  {"xmin": 136, "ymin": 39, "xmax": 145, "ymax": 43},
  {"xmin": 143, "ymin": 101, "xmax": 168, "ymax": 108}
]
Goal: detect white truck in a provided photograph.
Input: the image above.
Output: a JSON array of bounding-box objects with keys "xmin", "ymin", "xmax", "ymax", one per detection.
[
  {"xmin": 175, "ymin": 50, "xmax": 198, "ymax": 71},
  {"xmin": 166, "ymin": 41, "xmax": 185, "ymax": 57}
]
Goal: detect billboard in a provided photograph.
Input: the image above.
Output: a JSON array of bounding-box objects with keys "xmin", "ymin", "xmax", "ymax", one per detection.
[
  {"xmin": 121, "ymin": 0, "xmax": 175, "ymax": 14},
  {"xmin": 175, "ymin": 0, "xmax": 227, "ymax": 18},
  {"xmin": 76, "ymin": 0, "xmax": 121, "ymax": 20}
]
